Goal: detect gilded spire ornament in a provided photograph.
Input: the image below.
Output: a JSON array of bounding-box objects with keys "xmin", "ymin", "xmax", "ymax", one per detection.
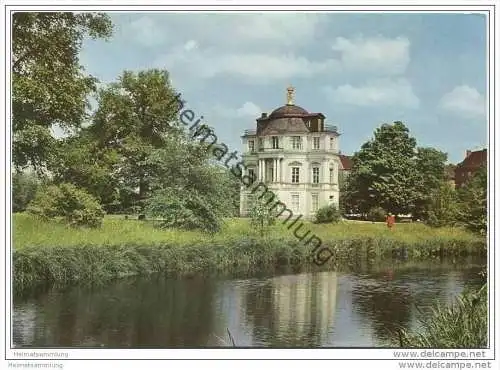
[{"xmin": 286, "ymin": 85, "xmax": 295, "ymax": 105}]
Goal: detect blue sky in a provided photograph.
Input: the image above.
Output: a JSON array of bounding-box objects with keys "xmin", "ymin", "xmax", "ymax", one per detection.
[{"xmin": 79, "ymin": 12, "xmax": 487, "ymax": 164}]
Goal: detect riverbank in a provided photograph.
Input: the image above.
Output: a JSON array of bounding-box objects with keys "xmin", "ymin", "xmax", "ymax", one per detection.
[
  {"xmin": 13, "ymin": 213, "xmax": 486, "ymax": 290},
  {"xmin": 397, "ymin": 283, "xmax": 487, "ymax": 348}
]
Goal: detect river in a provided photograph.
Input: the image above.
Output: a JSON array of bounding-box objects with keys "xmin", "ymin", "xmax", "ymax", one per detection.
[{"xmin": 12, "ymin": 258, "xmax": 484, "ymax": 348}]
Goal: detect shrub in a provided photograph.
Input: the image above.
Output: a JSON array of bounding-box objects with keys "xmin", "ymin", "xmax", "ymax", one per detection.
[
  {"xmin": 425, "ymin": 182, "xmax": 459, "ymax": 228},
  {"xmin": 367, "ymin": 206, "xmax": 387, "ymax": 222},
  {"xmin": 396, "ymin": 284, "xmax": 487, "ymax": 348},
  {"xmin": 27, "ymin": 183, "xmax": 105, "ymax": 228},
  {"xmin": 457, "ymin": 166, "xmax": 487, "ymax": 235},
  {"xmin": 12, "ymin": 171, "xmax": 39, "ymax": 213},
  {"xmin": 146, "ymin": 188, "xmax": 222, "ymax": 233},
  {"xmin": 314, "ymin": 204, "xmax": 341, "ymax": 224},
  {"xmin": 249, "ymin": 197, "xmax": 277, "ymax": 236}
]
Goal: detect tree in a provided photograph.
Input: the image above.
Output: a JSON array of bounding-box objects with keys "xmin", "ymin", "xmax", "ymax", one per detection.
[
  {"xmin": 12, "ymin": 171, "xmax": 40, "ymax": 212},
  {"xmin": 49, "ymin": 130, "xmax": 122, "ymax": 213},
  {"xmin": 89, "ymin": 69, "xmax": 181, "ymax": 210},
  {"xmin": 249, "ymin": 198, "xmax": 277, "ymax": 237},
  {"xmin": 144, "ymin": 132, "xmax": 235, "ymax": 231},
  {"xmin": 343, "ymin": 122, "xmax": 419, "ymax": 215},
  {"xmin": 426, "ymin": 181, "xmax": 459, "ymax": 227},
  {"xmin": 413, "ymin": 148, "xmax": 448, "ymax": 220},
  {"xmin": 457, "ymin": 166, "xmax": 487, "ymax": 234},
  {"xmin": 12, "ymin": 12, "xmax": 113, "ymax": 171}
]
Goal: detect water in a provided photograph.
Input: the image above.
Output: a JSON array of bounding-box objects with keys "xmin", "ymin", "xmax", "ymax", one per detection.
[{"xmin": 12, "ymin": 258, "xmax": 484, "ymax": 348}]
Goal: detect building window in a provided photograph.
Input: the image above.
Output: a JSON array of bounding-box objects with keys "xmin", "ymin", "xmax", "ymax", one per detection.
[
  {"xmin": 248, "ymin": 140, "xmax": 255, "ymax": 152},
  {"xmin": 313, "ymin": 137, "xmax": 320, "ymax": 150},
  {"xmin": 291, "ymin": 167, "xmax": 300, "ymax": 183},
  {"xmin": 312, "ymin": 167, "xmax": 320, "ymax": 184},
  {"xmin": 329, "ymin": 168, "xmax": 334, "ymax": 183},
  {"xmin": 311, "ymin": 193, "xmax": 319, "ymax": 212},
  {"xmin": 330, "ymin": 137, "xmax": 335, "ymax": 150},
  {"xmin": 248, "ymin": 168, "xmax": 256, "ymax": 182},
  {"xmin": 291, "ymin": 136, "xmax": 302, "ymax": 150},
  {"xmin": 258, "ymin": 138, "xmax": 263, "ymax": 151},
  {"xmin": 291, "ymin": 193, "xmax": 300, "ymax": 212},
  {"xmin": 272, "ymin": 136, "xmax": 279, "ymax": 149}
]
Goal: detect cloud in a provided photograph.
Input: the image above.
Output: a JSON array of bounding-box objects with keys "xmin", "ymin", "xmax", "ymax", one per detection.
[
  {"xmin": 117, "ymin": 14, "xmax": 411, "ymax": 83},
  {"xmin": 127, "ymin": 16, "xmax": 166, "ymax": 47},
  {"xmin": 119, "ymin": 13, "xmax": 323, "ymax": 49},
  {"xmin": 236, "ymin": 102, "xmax": 262, "ymax": 117},
  {"xmin": 211, "ymin": 101, "xmax": 262, "ymax": 119},
  {"xmin": 439, "ymin": 85, "xmax": 485, "ymax": 117},
  {"xmin": 331, "ymin": 36, "xmax": 410, "ymax": 75},
  {"xmin": 152, "ymin": 33, "xmax": 411, "ymax": 84},
  {"xmin": 155, "ymin": 47, "xmax": 338, "ymax": 83},
  {"xmin": 325, "ymin": 78, "xmax": 419, "ymax": 108}
]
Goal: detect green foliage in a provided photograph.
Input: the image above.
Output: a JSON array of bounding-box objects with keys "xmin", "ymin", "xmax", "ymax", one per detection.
[
  {"xmin": 456, "ymin": 166, "xmax": 487, "ymax": 234},
  {"xmin": 426, "ymin": 182, "xmax": 459, "ymax": 228},
  {"xmin": 397, "ymin": 284, "xmax": 487, "ymax": 348},
  {"xmin": 12, "ymin": 214, "xmax": 486, "ymax": 290},
  {"xmin": 314, "ymin": 204, "xmax": 341, "ymax": 224},
  {"xmin": 413, "ymin": 148, "xmax": 448, "ymax": 220},
  {"xmin": 27, "ymin": 183, "xmax": 105, "ymax": 228},
  {"xmin": 12, "ymin": 171, "xmax": 39, "ymax": 212},
  {"xmin": 89, "ymin": 69, "xmax": 181, "ymax": 208},
  {"xmin": 343, "ymin": 122, "xmax": 447, "ymax": 218},
  {"xmin": 49, "ymin": 131, "xmax": 121, "ymax": 213},
  {"xmin": 367, "ymin": 206, "xmax": 387, "ymax": 222},
  {"xmin": 343, "ymin": 122, "xmax": 419, "ymax": 215},
  {"xmin": 146, "ymin": 188, "xmax": 222, "ymax": 233},
  {"xmin": 12, "ymin": 12, "xmax": 113, "ymax": 171},
  {"xmin": 250, "ymin": 197, "xmax": 277, "ymax": 236}
]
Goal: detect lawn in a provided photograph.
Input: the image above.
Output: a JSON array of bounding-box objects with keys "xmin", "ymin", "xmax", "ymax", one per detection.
[
  {"xmin": 12, "ymin": 213, "xmax": 486, "ymax": 290},
  {"xmin": 13, "ymin": 213, "xmax": 483, "ymax": 249}
]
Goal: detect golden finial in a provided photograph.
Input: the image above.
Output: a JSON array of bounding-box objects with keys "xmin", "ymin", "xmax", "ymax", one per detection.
[{"xmin": 286, "ymin": 85, "xmax": 295, "ymax": 105}]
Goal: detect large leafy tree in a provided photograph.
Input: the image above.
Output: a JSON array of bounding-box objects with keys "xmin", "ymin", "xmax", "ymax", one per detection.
[
  {"xmin": 89, "ymin": 69, "xmax": 181, "ymax": 209},
  {"xmin": 457, "ymin": 166, "xmax": 487, "ymax": 234},
  {"xmin": 426, "ymin": 181, "xmax": 459, "ymax": 227},
  {"xmin": 12, "ymin": 12, "xmax": 113, "ymax": 171},
  {"xmin": 344, "ymin": 121, "xmax": 419, "ymax": 215},
  {"xmin": 49, "ymin": 130, "xmax": 122, "ymax": 212},
  {"xmin": 145, "ymin": 133, "xmax": 236, "ymax": 231},
  {"xmin": 413, "ymin": 147, "xmax": 448, "ymax": 219}
]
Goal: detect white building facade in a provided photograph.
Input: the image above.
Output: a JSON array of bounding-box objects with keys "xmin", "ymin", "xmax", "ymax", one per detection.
[{"xmin": 239, "ymin": 87, "xmax": 342, "ymax": 219}]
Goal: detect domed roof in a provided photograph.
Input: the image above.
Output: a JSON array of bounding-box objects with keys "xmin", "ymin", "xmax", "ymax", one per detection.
[{"xmin": 269, "ymin": 104, "xmax": 309, "ymax": 119}]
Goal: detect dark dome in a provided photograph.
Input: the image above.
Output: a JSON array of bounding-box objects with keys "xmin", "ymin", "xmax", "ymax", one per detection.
[{"xmin": 269, "ymin": 104, "xmax": 309, "ymax": 119}]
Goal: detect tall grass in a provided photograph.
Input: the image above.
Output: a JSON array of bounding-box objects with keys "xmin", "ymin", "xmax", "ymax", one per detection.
[
  {"xmin": 12, "ymin": 213, "xmax": 486, "ymax": 290},
  {"xmin": 396, "ymin": 284, "xmax": 488, "ymax": 348}
]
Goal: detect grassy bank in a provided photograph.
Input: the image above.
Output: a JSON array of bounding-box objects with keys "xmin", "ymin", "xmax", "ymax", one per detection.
[
  {"xmin": 13, "ymin": 213, "xmax": 486, "ymax": 290},
  {"xmin": 396, "ymin": 284, "xmax": 488, "ymax": 348}
]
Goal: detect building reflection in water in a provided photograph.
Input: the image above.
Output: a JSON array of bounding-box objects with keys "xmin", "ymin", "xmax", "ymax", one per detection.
[{"xmin": 243, "ymin": 271, "xmax": 338, "ymax": 347}]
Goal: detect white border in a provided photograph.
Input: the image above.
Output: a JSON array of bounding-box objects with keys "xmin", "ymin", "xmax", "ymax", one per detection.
[{"xmin": 1, "ymin": 0, "xmax": 498, "ymax": 366}]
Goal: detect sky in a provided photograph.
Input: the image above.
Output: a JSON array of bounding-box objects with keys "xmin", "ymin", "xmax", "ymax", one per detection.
[{"xmin": 78, "ymin": 12, "xmax": 488, "ymax": 164}]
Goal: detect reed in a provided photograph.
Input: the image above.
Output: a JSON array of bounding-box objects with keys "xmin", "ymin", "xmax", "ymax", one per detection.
[
  {"xmin": 12, "ymin": 213, "xmax": 486, "ymax": 290},
  {"xmin": 396, "ymin": 284, "xmax": 488, "ymax": 348}
]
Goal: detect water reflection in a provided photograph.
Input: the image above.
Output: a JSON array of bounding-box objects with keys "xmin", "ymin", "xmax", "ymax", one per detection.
[
  {"xmin": 13, "ymin": 259, "xmax": 484, "ymax": 348},
  {"xmin": 243, "ymin": 272, "xmax": 337, "ymax": 346}
]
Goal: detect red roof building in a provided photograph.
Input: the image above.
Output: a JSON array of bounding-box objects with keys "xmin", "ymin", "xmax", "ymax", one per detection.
[
  {"xmin": 454, "ymin": 149, "xmax": 487, "ymax": 187},
  {"xmin": 339, "ymin": 154, "xmax": 353, "ymax": 172}
]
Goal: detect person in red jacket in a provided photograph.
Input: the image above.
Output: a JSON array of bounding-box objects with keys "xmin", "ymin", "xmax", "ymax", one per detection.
[{"xmin": 386, "ymin": 213, "xmax": 396, "ymax": 229}]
